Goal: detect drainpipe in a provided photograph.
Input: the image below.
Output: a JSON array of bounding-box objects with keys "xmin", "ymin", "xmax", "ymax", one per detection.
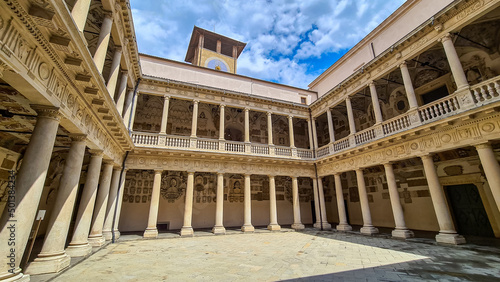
[
  {"xmin": 111, "ymin": 151, "xmax": 129, "ymax": 243},
  {"xmin": 309, "ymin": 108, "xmax": 323, "ymax": 231}
]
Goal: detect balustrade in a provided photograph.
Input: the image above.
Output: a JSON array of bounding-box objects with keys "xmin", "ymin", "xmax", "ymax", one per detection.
[
  {"xmin": 275, "ymin": 146, "xmax": 292, "ymax": 157},
  {"xmin": 333, "ymin": 138, "xmax": 350, "ymax": 152},
  {"xmin": 471, "ymin": 76, "xmax": 500, "ymax": 105},
  {"xmin": 165, "ymin": 136, "xmax": 190, "ymax": 148},
  {"xmin": 225, "ymin": 141, "xmax": 245, "ymax": 153},
  {"xmin": 354, "ymin": 128, "xmax": 376, "ymax": 145},
  {"xmin": 251, "ymin": 144, "xmax": 270, "ymax": 155},
  {"xmin": 196, "ymin": 139, "xmax": 219, "ymax": 150},
  {"xmin": 317, "ymin": 145, "xmax": 330, "ymax": 157},
  {"xmin": 382, "ymin": 114, "xmax": 411, "ymax": 135},
  {"xmin": 418, "ymin": 95, "xmax": 460, "ymax": 123}
]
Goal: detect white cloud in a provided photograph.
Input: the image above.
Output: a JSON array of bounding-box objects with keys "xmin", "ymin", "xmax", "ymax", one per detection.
[{"xmin": 130, "ymin": 0, "xmax": 406, "ymax": 88}]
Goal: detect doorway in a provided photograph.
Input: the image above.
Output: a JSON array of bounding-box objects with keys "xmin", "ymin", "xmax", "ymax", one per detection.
[{"xmin": 445, "ymin": 184, "xmax": 494, "ymax": 237}]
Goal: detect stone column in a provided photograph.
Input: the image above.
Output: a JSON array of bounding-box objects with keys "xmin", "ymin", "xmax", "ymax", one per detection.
[
  {"xmin": 383, "ymin": 163, "xmax": 414, "ymax": 238},
  {"xmin": 93, "ymin": 13, "xmax": 113, "ymax": 73},
  {"xmin": 288, "ymin": 115, "xmax": 295, "ymax": 148},
  {"xmin": 439, "ymin": 33, "xmax": 469, "ymax": 91},
  {"xmin": 102, "ymin": 168, "xmax": 121, "ymax": 240},
  {"xmin": 311, "ymin": 118, "xmax": 319, "ymax": 149},
  {"xmin": 307, "ymin": 118, "xmax": 314, "ymax": 149},
  {"xmin": 144, "ymin": 170, "xmax": 162, "ymax": 238},
  {"xmin": 242, "ymin": 174, "xmax": 255, "ymax": 232},
  {"xmin": 181, "ymin": 171, "xmax": 195, "ymax": 236},
  {"xmin": 123, "ymin": 90, "xmax": 135, "ymax": 128},
  {"xmin": 0, "ymin": 106, "xmax": 59, "ymax": 281},
  {"xmin": 213, "ymin": 172, "xmax": 226, "ymax": 234},
  {"xmin": 334, "ymin": 174, "xmax": 352, "ymax": 231},
  {"xmin": 369, "ymin": 81, "xmax": 383, "ymax": 124},
  {"xmin": 311, "ymin": 177, "xmax": 321, "ymax": 228},
  {"xmin": 27, "ymin": 135, "xmax": 85, "ymax": 275},
  {"xmin": 113, "ymin": 169, "xmax": 128, "ymax": 239},
  {"xmin": 356, "ymin": 169, "xmax": 379, "ymax": 235},
  {"xmin": 346, "ymin": 97, "xmax": 356, "ymax": 135},
  {"xmin": 476, "ymin": 143, "xmax": 500, "ymax": 210},
  {"xmin": 219, "ymin": 105, "xmax": 225, "ymax": 140},
  {"xmin": 115, "ymin": 71, "xmax": 128, "ymax": 115},
  {"xmin": 190, "ymin": 100, "xmax": 199, "ymax": 138},
  {"xmin": 244, "ymin": 108, "xmax": 250, "ymax": 143},
  {"xmin": 267, "ymin": 112, "xmax": 273, "ymax": 145},
  {"xmin": 160, "ymin": 96, "xmax": 170, "ymax": 134},
  {"xmin": 267, "ymin": 175, "xmax": 281, "ymax": 231},
  {"xmin": 291, "ymin": 176, "xmax": 304, "ymax": 230},
  {"xmin": 106, "ymin": 47, "xmax": 122, "ymax": 96},
  {"xmin": 316, "ymin": 177, "xmax": 332, "ymax": 229},
  {"xmin": 421, "ymin": 154, "xmax": 466, "ymax": 244},
  {"xmin": 71, "ymin": 0, "xmax": 91, "ymax": 33},
  {"xmin": 65, "ymin": 151, "xmax": 103, "ymax": 257},
  {"xmin": 87, "ymin": 161, "xmax": 114, "ymax": 247},
  {"xmin": 400, "ymin": 61, "xmax": 419, "ymax": 109},
  {"xmin": 326, "ymin": 109, "xmax": 335, "ymax": 143}
]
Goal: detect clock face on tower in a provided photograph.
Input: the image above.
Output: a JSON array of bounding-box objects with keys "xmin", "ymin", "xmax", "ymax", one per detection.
[{"xmin": 206, "ymin": 58, "xmax": 229, "ymax": 72}]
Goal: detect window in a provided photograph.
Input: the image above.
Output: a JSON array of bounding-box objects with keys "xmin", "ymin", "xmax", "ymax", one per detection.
[{"xmin": 300, "ymin": 97, "xmax": 307, "ymax": 104}]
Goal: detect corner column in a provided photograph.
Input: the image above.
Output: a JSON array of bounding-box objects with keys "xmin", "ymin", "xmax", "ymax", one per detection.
[
  {"xmin": 190, "ymin": 100, "xmax": 199, "ymax": 138},
  {"xmin": 102, "ymin": 167, "xmax": 121, "ymax": 240},
  {"xmin": 315, "ymin": 177, "xmax": 331, "ymax": 229},
  {"xmin": 87, "ymin": 161, "xmax": 114, "ymax": 247},
  {"xmin": 346, "ymin": 97, "xmax": 356, "ymax": 135},
  {"xmin": 93, "ymin": 13, "xmax": 113, "ymax": 73},
  {"xmin": 356, "ymin": 169, "xmax": 379, "ymax": 235},
  {"xmin": 421, "ymin": 154, "xmax": 466, "ymax": 244},
  {"xmin": 160, "ymin": 96, "xmax": 170, "ymax": 134},
  {"xmin": 291, "ymin": 176, "xmax": 304, "ymax": 230},
  {"xmin": 383, "ymin": 163, "xmax": 414, "ymax": 238},
  {"xmin": 267, "ymin": 175, "xmax": 281, "ymax": 231},
  {"xmin": 212, "ymin": 172, "xmax": 226, "ymax": 234},
  {"xmin": 25, "ymin": 134, "xmax": 85, "ymax": 275},
  {"xmin": 242, "ymin": 174, "xmax": 255, "ymax": 232},
  {"xmin": 144, "ymin": 170, "xmax": 162, "ymax": 238},
  {"xmin": 476, "ymin": 143, "xmax": 500, "ymax": 210},
  {"xmin": 65, "ymin": 150, "xmax": 103, "ymax": 257},
  {"xmin": 326, "ymin": 109, "xmax": 335, "ymax": 143},
  {"xmin": 0, "ymin": 106, "xmax": 60, "ymax": 281},
  {"xmin": 334, "ymin": 173, "xmax": 352, "ymax": 231},
  {"xmin": 113, "ymin": 169, "xmax": 127, "ymax": 239},
  {"xmin": 311, "ymin": 177, "xmax": 321, "ymax": 228},
  {"xmin": 439, "ymin": 33, "xmax": 469, "ymax": 91},
  {"xmin": 400, "ymin": 61, "xmax": 419, "ymax": 109},
  {"xmin": 369, "ymin": 81, "xmax": 383, "ymax": 124},
  {"xmin": 180, "ymin": 171, "xmax": 195, "ymax": 236}
]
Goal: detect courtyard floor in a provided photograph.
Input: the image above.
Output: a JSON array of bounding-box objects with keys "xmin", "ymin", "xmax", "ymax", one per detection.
[{"xmin": 34, "ymin": 228, "xmax": 500, "ymax": 281}]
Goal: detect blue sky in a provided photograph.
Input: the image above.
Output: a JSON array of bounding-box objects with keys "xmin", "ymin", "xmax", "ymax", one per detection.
[{"xmin": 130, "ymin": 0, "xmax": 406, "ymax": 89}]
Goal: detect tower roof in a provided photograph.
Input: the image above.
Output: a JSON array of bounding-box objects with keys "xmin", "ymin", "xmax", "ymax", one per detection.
[{"xmin": 184, "ymin": 26, "xmax": 246, "ymax": 63}]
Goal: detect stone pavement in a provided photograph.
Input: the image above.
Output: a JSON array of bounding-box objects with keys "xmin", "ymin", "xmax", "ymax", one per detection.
[{"xmin": 38, "ymin": 229, "xmax": 500, "ymax": 281}]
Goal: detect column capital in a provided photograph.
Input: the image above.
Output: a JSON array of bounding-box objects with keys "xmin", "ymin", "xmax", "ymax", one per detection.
[
  {"xmin": 113, "ymin": 165, "xmax": 122, "ymax": 170},
  {"xmin": 345, "ymin": 96, "xmax": 351, "ymax": 102},
  {"xmin": 419, "ymin": 153, "xmax": 434, "ymax": 160},
  {"xmin": 354, "ymin": 168, "xmax": 364, "ymax": 173},
  {"xmin": 382, "ymin": 161, "xmax": 394, "ymax": 167},
  {"xmin": 187, "ymin": 170, "xmax": 195, "ymax": 175},
  {"xmin": 399, "ymin": 60, "xmax": 408, "ymax": 69},
  {"xmin": 31, "ymin": 105, "xmax": 61, "ymax": 121},
  {"xmin": 114, "ymin": 46, "xmax": 123, "ymax": 53},
  {"xmin": 102, "ymin": 159, "xmax": 114, "ymax": 165},
  {"xmin": 438, "ymin": 33, "xmax": 453, "ymax": 43},
  {"xmin": 244, "ymin": 173, "xmax": 251, "ymax": 177},
  {"xmin": 163, "ymin": 95, "xmax": 170, "ymax": 100},
  {"xmin": 288, "ymin": 115, "xmax": 294, "ymax": 119},
  {"xmin": 368, "ymin": 80, "xmax": 375, "ymax": 87},
  {"xmin": 244, "ymin": 107, "xmax": 250, "ymax": 112},
  {"xmin": 217, "ymin": 171, "xmax": 225, "ymax": 176},
  {"xmin": 103, "ymin": 11, "xmax": 114, "ymax": 21},
  {"xmin": 267, "ymin": 111, "xmax": 273, "ymax": 117},
  {"xmin": 291, "ymin": 176, "xmax": 298, "ymax": 180},
  {"xmin": 474, "ymin": 142, "xmax": 492, "ymax": 150},
  {"xmin": 69, "ymin": 133, "xmax": 87, "ymax": 142},
  {"xmin": 120, "ymin": 69, "xmax": 128, "ymax": 76},
  {"xmin": 154, "ymin": 169, "xmax": 163, "ymax": 174},
  {"xmin": 333, "ymin": 172, "xmax": 341, "ymax": 176},
  {"xmin": 219, "ymin": 103, "xmax": 225, "ymax": 108},
  {"xmin": 193, "ymin": 100, "xmax": 199, "ymax": 105},
  {"xmin": 89, "ymin": 149, "xmax": 104, "ymax": 157},
  {"xmin": 268, "ymin": 174, "xmax": 276, "ymax": 178}
]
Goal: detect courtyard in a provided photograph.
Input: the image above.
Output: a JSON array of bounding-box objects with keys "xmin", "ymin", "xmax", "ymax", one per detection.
[{"xmin": 33, "ymin": 229, "xmax": 500, "ymax": 281}]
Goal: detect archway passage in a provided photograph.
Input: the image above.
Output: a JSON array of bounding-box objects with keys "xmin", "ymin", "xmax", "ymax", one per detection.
[{"xmin": 446, "ymin": 184, "xmax": 494, "ymax": 237}]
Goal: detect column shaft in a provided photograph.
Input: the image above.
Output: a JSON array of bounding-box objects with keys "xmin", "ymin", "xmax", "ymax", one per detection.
[
  {"xmin": 93, "ymin": 13, "xmax": 113, "ymax": 73},
  {"xmin": 102, "ymin": 168, "xmax": 121, "ymax": 240},
  {"xmin": 317, "ymin": 177, "xmax": 331, "ymax": 229},
  {"xmin": 346, "ymin": 97, "xmax": 356, "ymax": 134},
  {"xmin": 144, "ymin": 170, "xmax": 162, "ymax": 238},
  {"xmin": 440, "ymin": 34, "xmax": 469, "ymax": 90},
  {"xmin": 312, "ymin": 178, "xmax": 321, "ymax": 228},
  {"xmin": 267, "ymin": 175, "xmax": 280, "ymax": 231},
  {"xmin": 356, "ymin": 169, "xmax": 378, "ymax": 235},
  {"xmin": 219, "ymin": 105, "xmax": 225, "ymax": 140},
  {"xmin": 369, "ymin": 82, "xmax": 383, "ymax": 124},
  {"xmin": 160, "ymin": 96, "xmax": 170, "ymax": 134},
  {"xmin": 307, "ymin": 118, "xmax": 314, "ymax": 149},
  {"xmin": 311, "ymin": 118, "xmax": 319, "ymax": 149},
  {"xmin": 476, "ymin": 143, "xmax": 500, "ymax": 210},
  {"xmin": 421, "ymin": 155, "xmax": 465, "ymax": 244},
  {"xmin": 190, "ymin": 101, "xmax": 198, "ymax": 138},
  {"xmin": 244, "ymin": 108, "xmax": 250, "ymax": 142},
  {"xmin": 326, "ymin": 110, "xmax": 335, "ymax": 143},
  {"xmin": 291, "ymin": 177, "xmax": 304, "ymax": 230},
  {"xmin": 65, "ymin": 151, "xmax": 103, "ymax": 257},
  {"xmin": 334, "ymin": 174, "xmax": 352, "ymax": 231},
  {"xmin": 267, "ymin": 112, "xmax": 273, "ymax": 145},
  {"xmin": 71, "ymin": 0, "xmax": 91, "ymax": 33},
  {"xmin": 123, "ymin": 90, "xmax": 135, "ymax": 129},
  {"xmin": 400, "ymin": 62, "xmax": 419, "ymax": 109},
  {"xmin": 288, "ymin": 116, "xmax": 295, "ymax": 148},
  {"xmin": 242, "ymin": 174, "xmax": 255, "ymax": 232},
  {"xmin": 106, "ymin": 47, "xmax": 122, "ymax": 97},
  {"xmin": 180, "ymin": 172, "xmax": 195, "ymax": 236},
  {"xmin": 87, "ymin": 162, "xmax": 114, "ymax": 247},
  {"xmin": 27, "ymin": 136, "xmax": 86, "ymax": 275},
  {"xmin": 384, "ymin": 163, "xmax": 413, "ymax": 238},
  {"xmin": 113, "ymin": 169, "xmax": 128, "ymax": 239},
  {"xmin": 0, "ymin": 106, "xmax": 59, "ymax": 281},
  {"xmin": 213, "ymin": 173, "xmax": 226, "ymax": 234},
  {"xmin": 115, "ymin": 71, "xmax": 128, "ymax": 115}
]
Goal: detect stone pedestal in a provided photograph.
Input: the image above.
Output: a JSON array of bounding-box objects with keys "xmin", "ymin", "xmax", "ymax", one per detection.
[
  {"xmin": 267, "ymin": 224, "xmax": 281, "ymax": 231},
  {"xmin": 143, "ymin": 228, "xmax": 159, "ymax": 238},
  {"xmin": 25, "ymin": 253, "xmax": 70, "ymax": 275},
  {"xmin": 392, "ymin": 229, "xmax": 414, "ymax": 239},
  {"xmin": 180, "ymin": 227, "xmax": 194, "ymax": 237},
  {"xmin": 212, "ymin": 226, "xmax": 226, "ymax": 235},
  {"xmin": 436, "ymin": 233, "xmax": 466, "ymax": 245},
  {"xmin": 336, "ymin": 224, "xmax": 352, "ymax": 231},
  {"xmin": 241, "ymin": 225, "xmax": 255, "ymax": 232},
  {"xmin": 291, "ymin": 223, "xmax": 305, "ymax": 230},
  {"xmin": 87, "ymin": 236, "xmax": 105, "ymax": 247},
  {"xmin": 360, "ymin": 226, "xmax": 379, "ymax": 235},
  {"xmin": 65, "ymin": 243, "xmax": 92, "ymax": 258},
  {"xmin": 313, "ymin": 222, "xmax": 332, "ymax": 229}
]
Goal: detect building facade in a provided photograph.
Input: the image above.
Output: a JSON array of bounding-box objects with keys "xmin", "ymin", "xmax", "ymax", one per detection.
[{"xmin": 1, "ymin": 0, "xmax": 500, "ymax": 280}]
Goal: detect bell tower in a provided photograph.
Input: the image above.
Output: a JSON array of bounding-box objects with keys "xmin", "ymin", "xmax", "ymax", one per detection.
[{"xmin": 184, "ymin": 26, "xmax": 246, "ymax": 74}]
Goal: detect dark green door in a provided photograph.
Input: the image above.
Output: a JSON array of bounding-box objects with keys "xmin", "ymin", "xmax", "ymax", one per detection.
[{"xmin": 446, "ymin": 184, "xmax": 494, "ymax": 237}]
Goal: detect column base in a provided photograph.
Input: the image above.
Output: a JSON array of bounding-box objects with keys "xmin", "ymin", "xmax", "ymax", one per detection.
[
  {"xmin": 180, "ymin": 227, "xmax": 194, "ymax": 237},
  {"xmin": 25, "ymin": 253, "xmax": 70, "ymax": 275},
  {"xmin": 88, "ymin": 235, "xmax": 105, "ymax": 247},
  {"xmin": 314, "ymin": 222, "xmax": 332, "ymax": 230},
  {"xmin": 102, "ymin": 230, "xmax": 113, "ymax": 241},
  {"xmin": 212, "ymin": 226, "xmax": 226, "ymax": 235},
  {"xmin": 267, "ymin": 224, "xmax": 281, "ymax": 231},
  {"xmin": 336, "ymin": 224, "xmax": 352, "ymax": 231},
  {"xmin": 291, "ymin": 223, "xmax": 305, "ymax": 230},
  {"xmin": 392, "ymin": 229, "xmax": 414, "ymax": 239},
  {"xmin": 435, "ymin": 233, "xmax": 466, "ymax": 245},
  {"xmin": 241, "ymin": 225, "xmax": 255, "ymax": 232},
  {"xmin": 113, "ymin": 229, "xmax": 121, "ymax": 240},
  {"xmin": 0, "ymin": 269, "xmax": 29, "ymax": 282},
  {"xmin": 143, "ymin": 228, "xmax": 158, "ymax": 238},
  {"xmin": 65, "ymin": 243, "xmax": 92, "ymax": 257},
  {"xmin": 360, "ymin": 226, "xmax": 379, "ymax": 235}
]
